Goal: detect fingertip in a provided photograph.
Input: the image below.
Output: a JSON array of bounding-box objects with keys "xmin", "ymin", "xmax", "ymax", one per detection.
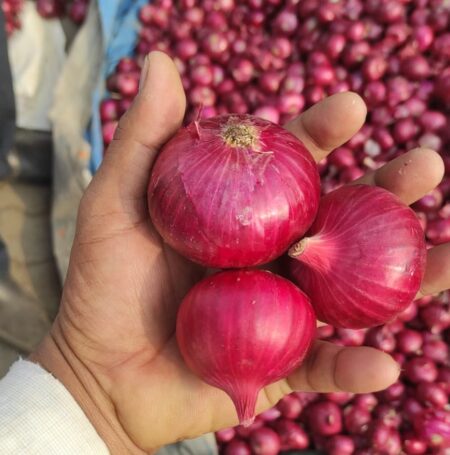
[
  {"xmin": 334, "ymin": 347, "xmax": 400, "ymax": 393},
  {"xmin": 286, "ymin": 91, "xmax": 368, "ymax": 161}
]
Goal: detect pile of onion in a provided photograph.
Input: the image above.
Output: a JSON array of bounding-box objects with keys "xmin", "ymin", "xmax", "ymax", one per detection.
[{"xmin": 97, "ymin": 0, "xmax": 449, "ymax": 452}]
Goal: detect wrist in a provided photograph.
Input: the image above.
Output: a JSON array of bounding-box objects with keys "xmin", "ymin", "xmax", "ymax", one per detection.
[{"xmin": 30, "ymin": 323, "xmax": 154, "ymax": 455}]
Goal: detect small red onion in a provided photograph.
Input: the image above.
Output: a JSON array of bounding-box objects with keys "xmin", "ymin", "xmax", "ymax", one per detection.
[
  {"xmin": 336, "ymin": 328, "xmax": 366, "ymax": 347},
  {"xmin": 413, "ymin": 409, "xmax": 450, "ymax": 449},
  {"xmin": 403, "ymin": 436, "xmax": 427, "ymax": 454},
  {"xmin": 393, "ymin": 118, "xmax": 419, "ymax": 143},
  {"xmin": 377, "ymin": 381, "xmax": 405, "ymax": 403},
  {"xmin": 344, "ymin": 405, "xmax": 371, "ymax": 434},
  {"xmin": 421, "ymin": 303, "xmax": 450, "ymax": 334},
  {"xmin": 307, "ymin": 401, "xmax": 343, "ymax": 436},
  {"xmin": 68, "ymin": 0, "xmax": 88, "ymax": 24},
  {"xmin": 403, "ymin": 397, "xmax": 424, "ymax": 421},
  {"xmin": 404, "ymin": 357, "xmax": 438, "ymax": 383},
  {"xmin": 224, "ymin": 440, "xmax": 251, "ymax": 455},
  {"xmin": 36, "ymin": 0, "xmax": 65, "ymax": 18},
  {"xmin": 413, "ymin": 25, "xmax": 434, "ymax": 51},
  {"xmin": 272, "ymin": 419, "xmax": 309, "ymax": 450},
  {"xmin": 423, "ymin": 339, "xmax": 449, "ymax": 364},
  {"xmin": 417, "ymin": 382, "xmax": 448, "ymax": 408},
  {"xmin": 116, "ymin": 73, "xmax": 139, "ymax": 98},
  {"xmin": 352, "ymin": 394, "xmax": 378, "ymax": 412},
  {"xmin": 289, "ymin": 185, "xmax": 426, "ymax": 329},
  {"xmin": 258, "ymin": 407, "xmax": 281, "ymax": 423},
  {"xmin": 401, "ymin": 55, "xmax": 430, "ymax": 80},
  {"xmin": 276, "ymin": 394, "xmax": 303, "ymax": 420},
  {"xmin": 427, "ymin": 219, "xmax": 450, "ymax": 245},
  {"xmin": 363, "ymin": 81, "xmax": 386, "ymax": 107},
  {"xmin": 396, "ymin": 329, "xmax": 423, "ymax": 354},
  {"xmin": 216, "ymin": 427, "xmax": 236, "ymax": 443},
  {"xmin": 249, "ymin": 427, "xmax": 281, "ymax": 455},
  {"xmin": 327, "ymin": 435, "xmax": 355, "ymax": 455},
  {"xmin": 102, "ymin": 121, "xmax": 118, "ymax": 147},
  {"xmin": 100, "ymin": 99, "xmax": 119, "ymax": 122},
  {"xmin": 277, "ymin": 93, "xmax": 305, "ymax": 115},
  {"xmin": 176, "ymin": 270, "xmax": 315, "ymax": 425},
  {"xmin": 189, "ymin": 86, "xmax": 216, "ymax": 107},
  {"xmin": 328, "ymin": 147, "xmax": 356, "ymax": 169},
  {"xmin": 252, "ymin": 107, "xmax": 279, "ymax": 125},
  {"xmin": 362, "ymin": 55, "xmax": 388, "ymax": 81},
  {"xmin": 273, "ymin": 9, "xmax": 298, "ymax": 35},
  {"xmin": 374, "ymin": 404, "xmax": 402, "ymax": 428}
]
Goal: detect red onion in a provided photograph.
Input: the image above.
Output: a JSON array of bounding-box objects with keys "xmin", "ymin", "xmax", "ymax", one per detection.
[
  {"xmin": 176, "ymin": 270, "xmax": 315, "ymax": 425},
  {"xmin": 325, "ymin": 392, "xmax": 354, "ymax": 405},
  {"xmin": 116, "ymin": 73, "xmax": 139, "ymax": 98},
  {"xmin": 413, "ymin": 409, "xmax": 450, "ymax": 449},
  {"xmin": 249, "ymin": 427, "xmax": 281, "ymax": 455},
  {"xmin": 404, "ymin": 357, "xmax": 438, "ymax": 383},
  {"xmin": 252, "ymin": 107, "xmax": 280, "ymax": 124},
  {"xmin": 276, "ymin": 394, "xmax": 302, "ymax": 420},
  {"xmin": 272, "ymin": 419, "xmax": 309, "ymax": 450},
  {"xmin": 326, "ymin": 435, "xmax": 355, "ymax": 455},
  {"xmin": 397, "ymin": 302, "xmax": 418, "ymax": 322},
  {"xmin": 149, "ymin": 114, "xmax": 320, "ymax": 268},
  {"xmin": 36, "ymin": 0, "xmax": 65, "ymax": 18},
  {"xmin": 102, "ymin": 121, "xmax": 118, "ymax": 147},
  {"xmin": 374, "ymin": 404, "xmax": 402, "ymax": 429},
  {"xmin": 362, "ymin": 55, "xmax": 388, "ymax": 81},
  {"xmin": 68, "ymin": 0, "xmax": 88, "ymax": 24},
  {"xmin": 216, "ymin": 427, "xmax": 236, "ymax": 443},
  {"xmin": 99, "ymin": 99, "xmax": 119, "ymax": 122},
  {"xmin": 224, "ymin": 439, "xmax": 251, "ymax": 455},
  {"xmin": 427, "ymin": 218, "xmax": 450, "ymax": 245},
  {"xmin": 290, "ymin": 185, "xmax": 426, "ymax": 329},
  {"xmin": 344, "ymin": 405, "xmax": 371, "ymax": 434},
  {"xmin": 258, "ymin": 407, "xmax": 281, "ymax": 423},
  {"xmin": 420, "ymin": 303, "xmax": 450, "ymax": 333},
  {"xmin": 328, "ymin": 147, "xmax": 356, "ymax": 169},
  {"xmin": 396, "ymin": 329, "xmax": 423, "ymax": 354},
  {"xmin": 377, "ymin": 381, "xmax": 405, "ymax": 403},
  {"xmin": 422, "ymin": 339, "xmax": 449, "ymax": 364},
  {"xmin": 306, "ymin": 401, "xmax": 343, "ymax": 436},
  {"xmin": 403, "ymin": 397, "xmax": 424, "ymax": 421},
  {"xmin": 416, "ymin": 382, "xmax": 448, "ymax": 408},
  {"xmin": 403, "ymin": 436, "xmax": 427, "ymax": 454},
  {"xmin": 335, "ymin": 328, "xmax": 366, "ymax": 347},
  {"xmin": 401, "ymin": 55, "xmax": 431, "ymax": 80},
  {"xmin": 352, "ymin": 394, "xmax": 378, "ymax": 412}
]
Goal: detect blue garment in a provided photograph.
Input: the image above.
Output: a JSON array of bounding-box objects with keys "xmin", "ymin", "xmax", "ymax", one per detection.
[{"xmin": 88, "ymin": 0, "xmax": 148, "ymax": 172}]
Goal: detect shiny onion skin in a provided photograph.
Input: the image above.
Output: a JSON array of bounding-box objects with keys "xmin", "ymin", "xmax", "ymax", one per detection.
[
  {"xmin": 149, "ymin": 114, "xmax": 320, "ymax": 268},
  {"xmin": 289, "ymin": 185, "xmax": 426, "ymax": 329},
  {"xmin": 176, "ymin": 269, "xmax": 316, "ymax": 425}
]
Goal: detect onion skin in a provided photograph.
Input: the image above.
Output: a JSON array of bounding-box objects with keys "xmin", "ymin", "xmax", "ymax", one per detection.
[
  {"xmin": 289, "ymin": 185, "xmax": 426, "ymax": 329},
  {"xmin": 176, "ymin": 269, "xmax": 316, "ymax": 425},
  {"xmin": 149, "ymin": 114, "xmax": 320, "ymax": 268}
]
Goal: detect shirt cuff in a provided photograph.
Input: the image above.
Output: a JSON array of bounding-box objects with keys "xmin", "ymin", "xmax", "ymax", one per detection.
[{"xmin": 0, "ymin": 359, "xmax": 109, "ymax": 454}]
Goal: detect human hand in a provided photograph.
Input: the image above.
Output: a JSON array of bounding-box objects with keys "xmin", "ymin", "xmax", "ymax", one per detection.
[{"xmin": 31, "ymin": 52, "xmax": 449, "ymax": 454}]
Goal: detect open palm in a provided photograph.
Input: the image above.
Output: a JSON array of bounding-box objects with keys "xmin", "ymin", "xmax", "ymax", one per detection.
[{"xmin": 33, "ymin": 52, "xmax": 450, "ymax": 453}]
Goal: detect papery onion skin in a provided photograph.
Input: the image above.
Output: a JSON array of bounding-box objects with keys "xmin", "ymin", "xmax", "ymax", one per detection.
[
  {"xmin": 289, "ymin": 185, "xmax": 426, "ymax": 329},
  {"xmin": 176, "ymin": 269, "xmax": 316, "ymax": 425},
  {"xmin": 149, "ymin": 114, "xmax": 320, "ymax": 268}
]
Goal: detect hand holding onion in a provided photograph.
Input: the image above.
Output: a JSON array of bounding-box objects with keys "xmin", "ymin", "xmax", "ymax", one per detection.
[{"xmin": 30, "ymin": 53, "xmax": 448, "ymax": 453}]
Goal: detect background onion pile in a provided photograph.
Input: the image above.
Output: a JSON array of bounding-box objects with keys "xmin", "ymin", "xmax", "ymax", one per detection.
[
  {"xmin": 104, "ymin": 1, "xmax": 450, "ymax": 453},
  {"xmin": 5, "ymin": 0, "xmax": 450, "ymax": 453}
]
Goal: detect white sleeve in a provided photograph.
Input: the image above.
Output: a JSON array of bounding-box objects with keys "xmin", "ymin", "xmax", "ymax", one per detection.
[{"xmin": 0, "ymin": 359, "xmax": 110, "ymax": 454}]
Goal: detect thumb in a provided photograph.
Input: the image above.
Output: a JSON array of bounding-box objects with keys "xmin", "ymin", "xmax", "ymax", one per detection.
[{"xmin": 88, "ymin": 51, "xmax": 186, "ymax": 215}]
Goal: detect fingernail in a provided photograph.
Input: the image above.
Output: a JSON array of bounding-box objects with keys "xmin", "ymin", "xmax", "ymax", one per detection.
[{"xmin": 139, "ymin": 55, "xmax": 151, "ymax": 92}]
